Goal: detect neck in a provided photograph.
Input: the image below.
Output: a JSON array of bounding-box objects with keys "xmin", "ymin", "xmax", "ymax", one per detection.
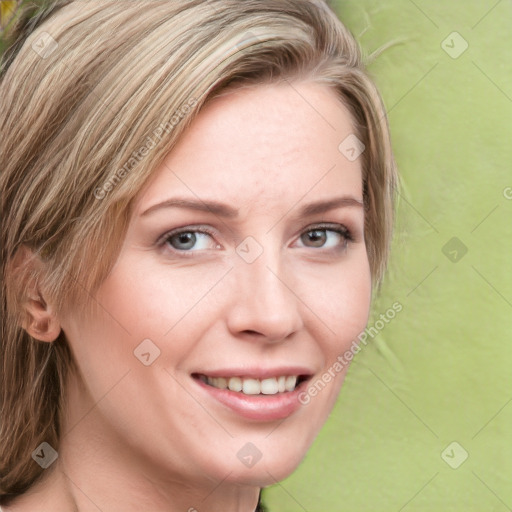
[{"xmin": 5, "ymin": 442, "xmax": 261, "ymax": 512}]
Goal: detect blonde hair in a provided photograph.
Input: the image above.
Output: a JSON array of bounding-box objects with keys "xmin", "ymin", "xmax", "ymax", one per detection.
[{"xmin": 0, "ymin": 0, "xmax": 397, "ymax": 502}]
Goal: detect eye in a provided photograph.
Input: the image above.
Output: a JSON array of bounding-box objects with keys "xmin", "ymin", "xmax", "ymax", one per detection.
[
  {"xmin": 296, "ymin": 224, "xmax": 352, "ymax": 250},
  {"xmin": 162, "ymin": 228, "xmax": 220, "ymax": 252}
]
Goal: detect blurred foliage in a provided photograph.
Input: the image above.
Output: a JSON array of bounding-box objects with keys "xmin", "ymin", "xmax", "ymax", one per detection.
[
  {"xmin": 0, "ymin": 0, "xmax": 52, "ymax": 58},
  {"xmin": 0, "ymin": 0, "xmax": 21, "ymax": 54}
]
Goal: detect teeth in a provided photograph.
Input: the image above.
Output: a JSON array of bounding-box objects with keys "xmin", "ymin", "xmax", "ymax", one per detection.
[
  {"xmin": 216, "ymin": 377, "xmax": 228, "ymax": 389},
  {"xmin": 285, "ymin": 376, "xmax": 297, "ymax": 392},
  {"xmin": 242, "ymin": 379, "xmax": 260, "ymax": 395},
  {"xmin": 261, "ymin": 378, "xmax": 278, "ymax": 395},
  {"xmin": 228, "ymin": 377, "xmax": 242, "ymax": 392},
  {"xmin": 205, "ymin": 375, "xmax": 301, "ymax": 395}
]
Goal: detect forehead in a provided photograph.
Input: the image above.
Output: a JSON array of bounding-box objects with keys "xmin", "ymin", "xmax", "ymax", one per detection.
[{"xmin": 134, "ymin": 82, "xmax": 363, "ymax": 218}]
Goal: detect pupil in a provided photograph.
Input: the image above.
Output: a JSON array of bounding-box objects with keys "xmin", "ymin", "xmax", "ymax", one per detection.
[
  {"xmin": 305, "ymin": 230, "xmax": 326, "ymax": 247},
  {"xmin": 173, "ymin": 232, "xmax": 196, "ymax": 249}
]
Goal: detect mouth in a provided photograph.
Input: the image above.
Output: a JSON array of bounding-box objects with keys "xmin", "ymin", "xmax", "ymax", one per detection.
[
  {"xmin": 194, "ymin": 374, "xmax": 309, "ymax": 395},
  {"xmin": 191, "ymin": 371, "xmax": 312, "ymax": 421}
]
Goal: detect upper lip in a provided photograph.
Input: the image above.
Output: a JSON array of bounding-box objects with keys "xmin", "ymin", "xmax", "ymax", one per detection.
[{"xmin": 192, "ymin": 366, "xmax": 314, "ymax": 379}]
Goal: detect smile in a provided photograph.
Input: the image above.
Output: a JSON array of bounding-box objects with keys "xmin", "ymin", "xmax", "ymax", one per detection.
[
  {"xmin": 198, "ymin": 375, "xmax": 306, "ymax": 395},
  {"xmin": 192, "ymin": 369, "xmax": 313, "ymax": 420}
]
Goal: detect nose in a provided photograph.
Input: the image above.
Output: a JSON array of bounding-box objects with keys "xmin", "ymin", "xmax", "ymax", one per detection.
[{"xmin": 226, "ymin": 253, "xmax": 304, "ymax": 343}]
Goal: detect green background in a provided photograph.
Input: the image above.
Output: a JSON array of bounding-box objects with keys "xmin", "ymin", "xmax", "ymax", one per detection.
[
  {"xmin": 264, "ymin": 0, "xmax": 512, "ymax": 510},
  {"xmin": 2, "ymin": 1, "xmax": 511, "ymax": 510}
]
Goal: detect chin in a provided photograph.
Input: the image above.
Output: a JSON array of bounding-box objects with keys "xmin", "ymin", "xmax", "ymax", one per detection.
[
  {"xmin": 222, "ymin": 457, "xmax": 306, "ymax": 488},
  {"xmin": 209, "ymin": 433, "xmax": 316, "ymax": 487}
]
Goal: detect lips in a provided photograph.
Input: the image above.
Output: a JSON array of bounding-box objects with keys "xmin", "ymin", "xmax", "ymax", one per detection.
[{"xmin": 191, "ymin": 370, "xmax": 312, "ymax": 421}]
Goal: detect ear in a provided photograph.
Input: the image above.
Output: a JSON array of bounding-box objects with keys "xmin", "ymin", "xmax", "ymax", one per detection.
[
  {"xmin": 10, "ymin": 245, "xmax": 62, "ymax": 343},
  {"xmin": 23, "ymin": 292, "xmax": 62, "ymax": 342}
]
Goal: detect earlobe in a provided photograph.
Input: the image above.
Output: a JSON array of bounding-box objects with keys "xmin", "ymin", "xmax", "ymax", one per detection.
[{"xmin": 10, "ymin": 245, "xmax": 62, "ymax": 343}]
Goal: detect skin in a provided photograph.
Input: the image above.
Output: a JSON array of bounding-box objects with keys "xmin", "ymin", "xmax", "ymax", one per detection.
[{"xmin": 8, "ymin": 81, "xmax": 372, "ymax": 512}]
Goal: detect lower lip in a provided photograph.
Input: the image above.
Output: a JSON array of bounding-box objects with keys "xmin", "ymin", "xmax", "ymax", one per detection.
[{"xmin": 194, "ymin": 378, "xmax": 307, "ymax": 421}]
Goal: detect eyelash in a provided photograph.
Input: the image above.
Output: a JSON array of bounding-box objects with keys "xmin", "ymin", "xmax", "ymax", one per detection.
[
  {"xmin": 159, "ymin": 223, "xmax": 354, "ymax": 255},
  {"xmin": 298, "ymin": 223, "xmax": 354, "ymax": 247}
]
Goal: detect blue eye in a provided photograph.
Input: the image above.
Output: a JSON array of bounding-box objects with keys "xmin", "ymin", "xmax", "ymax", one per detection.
[
  {"xmin": 298, "ymin": 225, "xmax": 352, "ymax": 249},
  {"xmin": 163, "ymin": 229, "xmax": 219, "ymax": 251}
]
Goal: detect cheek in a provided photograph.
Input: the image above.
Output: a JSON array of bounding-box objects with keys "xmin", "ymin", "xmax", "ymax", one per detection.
[
  {"xmin": 93, "ymin": 259, "xmax": 229, "ymax": 338},
  {"xmin": 291, "ymin": 259, "xmax": 371, "ymax": 426},
  {"xmin": 330, "ymin": 271, "xmax": 372, "ymax": 342},
  {"xmin": 300, "ymin": 255, "xmax": 372, "ymax": 347},
  {"xmin": 297, "ymin": 252, "xmax": 371, "ymax": 397}
]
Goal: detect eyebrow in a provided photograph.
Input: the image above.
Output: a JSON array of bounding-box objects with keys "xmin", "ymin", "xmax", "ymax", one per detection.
[
  {"xmin": 141, "ymin": 198, "xmax": 238, "ymax": 218},
  {"xmin": 296, "ymin": 196, "xmax": 364, "ymax": 217},
  {"xmin": 140, "ymin": 196, "xmax": 364, "ymax": 218}
]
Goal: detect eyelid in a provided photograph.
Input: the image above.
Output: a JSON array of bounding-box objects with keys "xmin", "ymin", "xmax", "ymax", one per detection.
[{"xmin": 293, "ymin": 222, "xmax": 353, "ymax": 242}]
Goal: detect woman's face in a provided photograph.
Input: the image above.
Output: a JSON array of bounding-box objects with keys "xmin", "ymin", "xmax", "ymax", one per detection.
[{"xmin": 60, "ymin": 82, "xmax": 371, "ymax": 491}]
